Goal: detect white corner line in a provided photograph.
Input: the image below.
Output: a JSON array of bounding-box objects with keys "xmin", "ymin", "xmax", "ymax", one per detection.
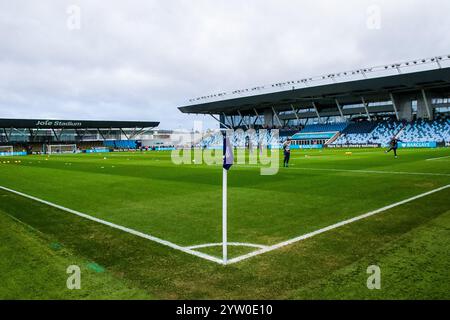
[
  {"xmin": 226, "ymin": 184, "xmax": 450, "ymax": 265},
  {"xmin": 294, "ymin": 168, "xmax": 450, "ymax": 177},
  {"xmin": 186, "ymin": 242, "xmax": 268, "ymax": 250},
  {"xmin": 0, "ymin": 186, "xmax": 224, "ymax": 265},
  {"xmin": 232, "ymin": 165, "xmax": 450, "ymax": 177},
  {"xmin": 1, "ymin": 184, "xmax": 449, "ymax": 266}
]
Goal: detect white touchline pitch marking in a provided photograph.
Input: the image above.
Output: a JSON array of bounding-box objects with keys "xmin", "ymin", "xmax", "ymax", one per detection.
[
  {"xmin": 0, "ymin": 185, "xmax": 223, "ymax": 265},
  {"xmin": 226, "ymin": 184, "xmax": 450, "ymax": 265},
  {"xmin": 186, "ymin": 242, "xmax": 268, "ymax": 250},
  {"xmin": 288, "ymin": 167, "xmax": 450, "ymax": 177},
  {"xmin": 188, "ymin": 163, "xmax": 450, "ymax": 177},
  {"xmin": 234, "ymin": 165, "xmax": 450, "ymax": 177},
  {"xmin": 1, "ymin": 184, "xmax": 449, "ymax": 265},
  {"xmin": 426, "ymin": 155, "xmax": 450, "ymax": 161}
]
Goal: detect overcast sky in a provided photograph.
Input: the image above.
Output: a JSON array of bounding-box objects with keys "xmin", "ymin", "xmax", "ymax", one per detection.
[{"xmin": 1, "ymin": 0, "xmax": 449, "ymax": 129}]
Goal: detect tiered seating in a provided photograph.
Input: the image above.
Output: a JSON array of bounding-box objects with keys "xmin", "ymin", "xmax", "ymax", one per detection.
[
  {"xmin": 199, "ymin": 130, "xmax": 279, "ymax": 148},
  {"xmin": 301, "ymin": 122, "xmax": 348, "ymax": 133},
  {"xmin": 290, "ymin": 122, "xmax": 348, "ymax": 142},
  {"xmin": 398, "ymin": 119, "xmax": 450, "ymax": 143},
  {"xmin": 342, "ymin": 121, "xmax": 378, "ymax": 134},
  {"xmin": 369, "ymin": 121, "xmax": 404, "ymax": 145},
  {"xmin": 199, "ymin": 118, "xmax": 450, "ymax": 148},
  {"xmin": 333, "ymin": 121, "xmax": 403, "ymax": 146},
  {"xmin": 104, "ymin": 140, "xmax": 137, "ymax": 149}
]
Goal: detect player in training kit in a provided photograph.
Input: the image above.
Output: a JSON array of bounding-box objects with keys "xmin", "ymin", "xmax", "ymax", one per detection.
[
  {"xmin": 283, "ymin": 139, "xmax": 292, "ymax": 167},
  {"xmin": 386, "ymin": 137, "xmax": 400, "ymax": 158}
]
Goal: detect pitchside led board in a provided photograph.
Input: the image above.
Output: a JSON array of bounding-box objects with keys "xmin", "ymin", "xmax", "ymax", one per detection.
[{"xmin": 398, "ymin": 142, "xmax": 438, "ymax": 148}]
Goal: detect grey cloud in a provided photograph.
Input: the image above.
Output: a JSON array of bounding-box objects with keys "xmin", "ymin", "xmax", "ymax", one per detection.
[{"xmin": 0, "ymin": 0, "xmax": 449, "ymax": 129}]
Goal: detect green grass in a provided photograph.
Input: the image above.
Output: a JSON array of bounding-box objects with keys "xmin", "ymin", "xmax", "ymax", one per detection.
[{"xmin": 0, "ymin": 148, "xmax": 449, "ymax": 299}]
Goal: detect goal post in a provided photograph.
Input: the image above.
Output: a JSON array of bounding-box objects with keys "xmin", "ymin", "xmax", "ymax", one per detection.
[
  {"xmin": 47, "ymin": 144, "xmax": 77, "ymax": 154},
  {"xmin": 0, "ymin": 145, "xmax": 14, "ymax": 155}
]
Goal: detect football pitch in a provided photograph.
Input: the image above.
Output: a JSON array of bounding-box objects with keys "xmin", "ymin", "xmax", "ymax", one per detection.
[{"xmin": 0, "ymin": 148, "xmax": 449, "ymax": 299}]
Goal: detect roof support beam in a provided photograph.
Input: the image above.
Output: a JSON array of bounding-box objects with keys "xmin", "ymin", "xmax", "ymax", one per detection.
[
  {"xmin": 120, "ymin": 128, "xmax": 130, "ymax": 140},
  {"xmin": 312, "ymin": 102, "xmax": 321, "ymax": 121},
  {"xmin": 291, "ymin": 104, "xmax": 300, "ymax": 121},
  {"xmin": 51, "ymin": 128, "xmax": 60, "ymax": 142},
  {"xmin": 334, "ymin": 99, "xmax": 344, "ymax": 118},
  {"xmin": 237, "ymin": 110, "xmax": 249, "ymax": 129},
  {"xmin": 132, "ymin": 127, "xmax": 154, "ymax": 139},
  {"xmin": 421, "ymin": 89, "xmax": 433, "ymax": 119},
  {"xmin": 210, "ymin": 114, "xmax": 231, "ymax": 129},
  {"xmin": 97, "ymin": 128, "xmax": 106, "ymax": 141},
  {"xmin": 389, "ymin": 93, "xmax": 400, "ymax": 121},
  {"xmin": 3, "ymin": 128, "xmax": 10, "ymax": 142},
  {"xmin": 28, "ymin": 128, "xmax": 35, "ymax": 142},
  {"xmin": 222, "ymin": 113, "xmax": 233, "ymax": 128},
  {"xmin": 361, "ymin": 97, "xmax": 372, "ymax": 121},
  {"xmin": 253, "ymin": 108, "xmax": 260, "ymax": 125},
  {"xmin": 272, "ymin": 107, "xmax": 283, "ymax": 127}
]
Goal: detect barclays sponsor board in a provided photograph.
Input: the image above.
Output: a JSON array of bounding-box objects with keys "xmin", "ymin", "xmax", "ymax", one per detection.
[{"xmin": 398, "ymin": 142, "xmax": 437, "ymax": 148}]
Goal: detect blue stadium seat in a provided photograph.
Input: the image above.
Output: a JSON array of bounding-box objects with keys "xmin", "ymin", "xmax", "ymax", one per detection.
[
  {"xmin": 300, "ymin": 122, "xmax": 349, "ymax": 133},
  {"xmin": 104, "ymin": 140, "xmax": 138, "ymax": 149}
]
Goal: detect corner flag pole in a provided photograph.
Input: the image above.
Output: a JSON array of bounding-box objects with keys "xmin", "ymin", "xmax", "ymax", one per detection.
[
  {"xmin": 222, "ymin": 164, "xmax": 228, "ymax": 264},
  {"xmin": 222, "ymin": 134, "xmax": 234, "ymax": 265}
]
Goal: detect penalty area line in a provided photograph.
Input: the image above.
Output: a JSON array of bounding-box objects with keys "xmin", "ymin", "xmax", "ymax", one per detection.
[
  {"xmin": 227, "ymin": 184, "xmax": 450, "ymax": 265},
  {"xmin": 0, "ymin": 185, "xmax": 224, "ymax": 265}
]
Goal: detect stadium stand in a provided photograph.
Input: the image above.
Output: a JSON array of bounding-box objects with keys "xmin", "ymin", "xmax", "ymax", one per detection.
[
  {"xmin": 398, "ymin": 119, "xmax": 450, "ymax": 143},
  {"xmin": 333, "ymin": 120, "xmax": 404, "ymax": 146},
  {"xmin": 341, "ymin": 121, "xmax": 378, "ymax": 135},
  {"xmin": 199, "ymin": 130, "xmax": 280, "ymax": 148},
  {"xmin": 300, "ymin": 123, "xmax": 349, "ymax": 133},
  {"xmin": 104, "ymin": 140, "xmax": 137, "ymax": 149},
  {"xmin": 198, "ymin": 117, "xmax": 449, "ymax": 148}
]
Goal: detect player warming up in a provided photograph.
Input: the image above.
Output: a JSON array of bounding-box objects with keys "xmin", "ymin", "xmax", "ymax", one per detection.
[
  {"xmin": 283, "ymin": 138, "xmax": 292, "ymax": 167},
  {"xmin": 385, "ymin": 136, "xmax": 400, "ymax": 159}
]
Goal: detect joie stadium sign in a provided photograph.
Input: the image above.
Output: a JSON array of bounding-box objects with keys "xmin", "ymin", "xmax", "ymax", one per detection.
[{"xmin": 35, "ymin": 120, "xmax": 83, "ymax": 127}]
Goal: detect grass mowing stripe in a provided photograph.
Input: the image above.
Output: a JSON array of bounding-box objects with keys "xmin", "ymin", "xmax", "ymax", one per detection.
[
  {"xmin": 227, "ymin": 184, "xmax": 450, "ymax": 265},
  {"xmin": 0, "ymin": 185, "xmax": 223, "ymax": 265}
]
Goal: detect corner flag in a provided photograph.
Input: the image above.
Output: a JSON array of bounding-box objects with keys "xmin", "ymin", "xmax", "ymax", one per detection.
[{"xmin": 223, "ymin": 136, "xmax": 234, "ymax": 170}]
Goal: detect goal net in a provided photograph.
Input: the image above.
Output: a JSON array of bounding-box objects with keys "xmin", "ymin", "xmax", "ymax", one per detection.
[
  {"xmin": 47, "ymin": 144, "xmax": 77, "ymax": 154},
  {"xmin": 0, "ymin": 145, "xmax": 13, "ymax": 155}
]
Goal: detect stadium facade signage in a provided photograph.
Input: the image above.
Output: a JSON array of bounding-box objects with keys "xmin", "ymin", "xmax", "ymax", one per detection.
[
  {"xmin": 398, "ymin": 142, "xmax": 437, "ymax": 148},
  {"xmin": 328, "ymin": 144, "xmax": 380, "ymax": 148},
  {"xmin": 0, "ymin": 118, "xmax": 160, "ymax": 129},
  {"xmin": 35, "ymin": 120, "xmax": 83, "ymax": 128}
]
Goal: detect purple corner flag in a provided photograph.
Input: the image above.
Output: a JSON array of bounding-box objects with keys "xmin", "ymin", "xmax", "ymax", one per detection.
[{"xmin": 223, "ymin": 136, "xmax": 234, "ymax": 171}]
